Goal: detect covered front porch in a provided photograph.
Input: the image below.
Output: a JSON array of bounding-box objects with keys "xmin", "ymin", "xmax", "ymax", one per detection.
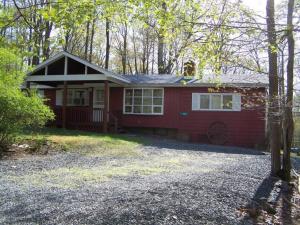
[
  {"xmin": 50, "ymin": 81, "xmax": 113, "ymax": 132},
  {"xmin": 26, "ymin": 51, "xmax": 129, "ymax": 133}
]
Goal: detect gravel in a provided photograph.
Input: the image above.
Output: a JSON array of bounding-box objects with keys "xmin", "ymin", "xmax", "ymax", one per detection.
[{"xmin": 0, "ymin": 137, "xmax": 273, "ymax": 225}]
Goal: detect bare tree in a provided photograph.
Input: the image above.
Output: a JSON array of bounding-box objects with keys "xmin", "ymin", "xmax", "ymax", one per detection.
[
  {"xmin": 105, "ymin": 18, "xmax": 110, "ymax": 69},
  {"xmin": 282, "ymin": 0, "xmax": 295, "ymax": 181},
  {"xmin": 266, "ymin": 0, "xmax": 281, "ymax": 176}
]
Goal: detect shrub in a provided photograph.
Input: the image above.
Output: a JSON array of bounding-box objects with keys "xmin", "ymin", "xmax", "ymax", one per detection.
[{"xmin": 0, "ymin": 46, "xmax": 54, "ymax": 151}]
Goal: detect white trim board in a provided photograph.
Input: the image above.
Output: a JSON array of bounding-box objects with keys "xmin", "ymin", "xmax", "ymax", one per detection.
[{"xmin": 27, "ymin": 74, "xmax": 107, "ymax": 82}]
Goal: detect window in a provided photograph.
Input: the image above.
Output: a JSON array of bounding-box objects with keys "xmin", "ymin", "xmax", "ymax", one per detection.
[
  {"xmin": 211, "ymin": 95, "xmax": 222, "ymax": 109},
  {"xmin": 223, "ymin": 95, "xmax": 233, "ymax": 109},
  {"xmin": 200, "ymin": 95, "xmax": 209, "ymax": 109},
  {"xmin": 94, "ymin": 89, "xmax": 104, "ymax": 107},
  {"xmin": 124, "ymin": 88, "xmax": 164, "ymax": 115},
  {"xmin": 67, "ymin": 89, "xmax": 88, "ymax": 106},
  {"xmin": 192, "ymin": 93, "xmax": 241, "ymax": 111},
  {"xmin": 37, "ymin": 90, "xmax": 44, "ymax": 98}
]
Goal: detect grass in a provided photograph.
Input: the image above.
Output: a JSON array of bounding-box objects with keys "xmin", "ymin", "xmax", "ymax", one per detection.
[
  {"xmin": 9, "ymin": 128, "xmax": 217, "ymax": 189},
  {"xmin": 7, "ymin": 156, "xmax": 191, "ymax": 189},
  {"xmin": 19, "ymin": 128, "xmax": 149, "ymax": 157}
]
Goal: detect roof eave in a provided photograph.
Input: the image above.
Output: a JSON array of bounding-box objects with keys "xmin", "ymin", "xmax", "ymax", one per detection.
[{"xmin": 124, "ymin": 83, "xmax": 268, "ymax": 88}]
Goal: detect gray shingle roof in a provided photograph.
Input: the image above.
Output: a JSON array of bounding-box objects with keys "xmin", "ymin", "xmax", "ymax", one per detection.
[
  {"xmin": 119, "ymin": 74, "xmax": 183, "ymax": 84},
  {"xmin": 117, "ymin": 73, "xmax": 268, "ymax": 87}
]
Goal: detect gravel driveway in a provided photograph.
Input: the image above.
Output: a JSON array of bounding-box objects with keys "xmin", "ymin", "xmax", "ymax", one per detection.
[{"xmin": 0, "ymin": 137, "xmax": 273, "ymax": 225}]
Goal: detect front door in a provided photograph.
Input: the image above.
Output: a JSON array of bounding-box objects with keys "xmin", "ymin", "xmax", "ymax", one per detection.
[{"xmin": 93, "ymin": 88, "xmax": 105, "ymax": 122}]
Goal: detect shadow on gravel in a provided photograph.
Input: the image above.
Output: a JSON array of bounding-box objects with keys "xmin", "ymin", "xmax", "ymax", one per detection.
[
  {"xmin": 239, "ymin": 175, "xmax": 294, "ymax": 224},
  {"xmin": 137, "ymin": 136, "xmax": 266, "ymax": 156}
]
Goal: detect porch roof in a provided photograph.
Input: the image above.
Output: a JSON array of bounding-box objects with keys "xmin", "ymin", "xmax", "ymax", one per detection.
[{"xmin": 26, "ymin": 51, "xmax": 130, "ymax": 85}]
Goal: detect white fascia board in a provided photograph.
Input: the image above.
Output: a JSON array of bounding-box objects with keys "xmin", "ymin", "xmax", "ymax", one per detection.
[{"xmin": 26, "ymin": 74, "xmax": 107, "ymax": 82}]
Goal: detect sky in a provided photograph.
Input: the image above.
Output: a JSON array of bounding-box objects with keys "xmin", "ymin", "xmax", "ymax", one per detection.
[
  {"xmin": 242, "ymin": 0, "xmax": 300, "ymax": 93},
  {"xmin": 243, "ymin": 0, "xmax": 267, "ymax": 13},
  {"xmin": 242, "ymin": 0, "xmax": 284, "ymax": 14}
]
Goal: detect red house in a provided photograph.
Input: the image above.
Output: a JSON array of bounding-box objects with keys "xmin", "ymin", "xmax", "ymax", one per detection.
[{"xmin": 26, "ymin": 51, "xmax": 268, "ymax": 148}]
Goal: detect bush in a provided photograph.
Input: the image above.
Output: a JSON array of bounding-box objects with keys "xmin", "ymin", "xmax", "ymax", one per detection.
[{"xmin": 0, "ymin": 46, "xmax": 54, "ymax": 151}]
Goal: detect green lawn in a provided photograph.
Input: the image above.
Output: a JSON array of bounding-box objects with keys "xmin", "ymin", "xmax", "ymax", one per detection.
[
  {"xmin": 11, "ymin": 128, "xmax": 196, "ymax": 189},
  {"xmin": 19, "ymin": 128, "xmax": 149, "ymax": 157}
]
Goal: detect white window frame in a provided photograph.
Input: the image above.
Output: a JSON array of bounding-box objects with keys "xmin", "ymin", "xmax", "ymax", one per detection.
[
  {"xmin": 192, "ymin": 93, "xmax": 241, "ymax": 111},
  {"xmin": 123, "ymin": 88, "xmax": 164, "ymax": 115}
]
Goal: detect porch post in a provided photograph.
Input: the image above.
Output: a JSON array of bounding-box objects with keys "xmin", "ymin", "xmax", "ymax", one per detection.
[
  {"xmin": 26, "ymin": 81, "xmax": 31, "ymax": 89},
  {"xmin": 62, "ymin": 81, "xmax": 67, "ymax": 129},
  {"xmin": 25, "ymin": 81, "xmax": 31, "ymax": 96},
  {"xmin": 103, "ymin": 80, "xmax": 109, "ymax": 133}
]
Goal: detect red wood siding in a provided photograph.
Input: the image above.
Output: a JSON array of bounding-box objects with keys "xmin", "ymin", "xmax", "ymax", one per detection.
[
  {"xmin": 43, "ymin": 86, "xmax": 267, "ymax": 148},
  {"xmin": 43, "ymin": 89, "xmax": 103, "ymax": 131},
  {"xmin": 110, "ymin": 87, "xmax": 266, "ymax": 148}
]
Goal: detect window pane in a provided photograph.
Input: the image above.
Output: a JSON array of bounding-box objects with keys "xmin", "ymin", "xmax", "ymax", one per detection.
[
  {"xmin": 96, "ymin": 90, "xmax": 104, "ymax": 101},
  {"xmin": 211, "ymin": 95, "xmax": 221, "ymax": 109},
  {"xmin": 153, "ymin": 106, "xmax": 162, "ymax": 113},
  {"xmin": 143, "ymin": 106, "xmax": 152, "ymax": 113},
  {"xmin": 125, "ymin": 106, "xmax": 132, "ymax": 113},
  {"xmin": 134, "ymin": 97, "xmax": 142, "ymax": 105},
  {"xmin": 153, "ymin": 98, "xmax": 162, "ymax": 105},
  {"xmin": 125, "ymin": 89, "xmax": 133, "ymax": 97},
  {"xmin": 134, "ymin": 89, "xmax": 142, "ymax": 97},
  {"xmin": 125, "ymin": 97, "xmax": 132, "ymax": 105},
  {"xmin": 143, "ymin": 89, "xmax": 152, "ymax": 97},
  {"xmin": 153, "ymin": 89, "xmax": 163, "ymax": 97},
  {"xmin": 95, "ymin": 90, "xmax": 104, "ymax": 105},
  {"xmin": 133, "ymin": 106, "xmax": 142, "ymax": 113},
  {"xmin": 200, "ymin": 95, "xmax": 209, "ymax": 109},
  {"xmin": 143, "ymin": 97, "xmax": 152, "ymax": 105},
  {"xmin": 223, "ymin": 95, "xmax": 233, "ymax": 109}
]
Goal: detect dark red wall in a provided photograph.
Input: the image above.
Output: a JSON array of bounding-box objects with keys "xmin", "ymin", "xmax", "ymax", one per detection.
[
  {"xmin": 44, "ymin": 86, "xmax": 267, "ymax": 148},
  {"xmin": 110, "ymin": 87, "xmax": 267, "ymax": 148}
]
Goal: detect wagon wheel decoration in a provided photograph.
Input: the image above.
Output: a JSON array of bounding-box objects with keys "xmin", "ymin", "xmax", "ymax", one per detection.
[{"xmin": 207, "ymin": 121, "xmax": 228, "ymax": 145}]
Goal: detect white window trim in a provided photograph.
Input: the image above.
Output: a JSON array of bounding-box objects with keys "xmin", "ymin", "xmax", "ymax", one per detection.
[
  {"xmin": 123, "ymin": 88, "xmax": 164, "ymax": 115},
  {"xmin": 192, "ymin": 93, "xmax": 241, "ymax": 111}
]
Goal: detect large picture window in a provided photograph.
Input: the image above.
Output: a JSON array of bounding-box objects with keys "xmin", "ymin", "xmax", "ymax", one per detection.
[
  {"xmin": 124, "ymin": 88, "xmax": 164, "ymax": 115},
  {"xmin": 192, "ymin": 93, "xmax": 241, "ymax": 111}
]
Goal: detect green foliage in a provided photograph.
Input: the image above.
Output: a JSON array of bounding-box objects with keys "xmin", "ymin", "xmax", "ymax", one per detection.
[{"xmin": 0, "ymin": 44, "xmax": 54, "ymax": 151}]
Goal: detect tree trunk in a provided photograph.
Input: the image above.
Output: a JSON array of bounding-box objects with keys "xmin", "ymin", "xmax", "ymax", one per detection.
[
  {"xmin": 157, "ymin": 34, "xmax": 165, "ymax": 74},
  {"xmin": 282, "ymin": 0, "xmax": 295, "ymax": 181},
  {"xmin": 157, "ymin": 2, "xmax": 167, "ymax": 74},
  {"xmin": 132, "ymin": 29, "xmax": 138, "ymax": 74},
  {"xmin": 122, "ymin": 23, "xmax": 127, "ymax": 74},
  {"xmin": 84, "ymin": 21, "xmax": 90, "ymax": 60},
  {"xmin": 43, "ymin": 21, "xmax": 53, "ymax": 59},
  {"xmin": 64, "ymin": 31, "xmax": 70, "ymax": 51},
  {"xmin": 266, "ymin": 0, "xmax": 281, "ymax": 176},
  {"xmin": 89, "ymin": 18, "xmax": 96, "ymax": 62},
  {"xmin": 105, "ymin": 19, "xmax": 110, "ymax": 69}
]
